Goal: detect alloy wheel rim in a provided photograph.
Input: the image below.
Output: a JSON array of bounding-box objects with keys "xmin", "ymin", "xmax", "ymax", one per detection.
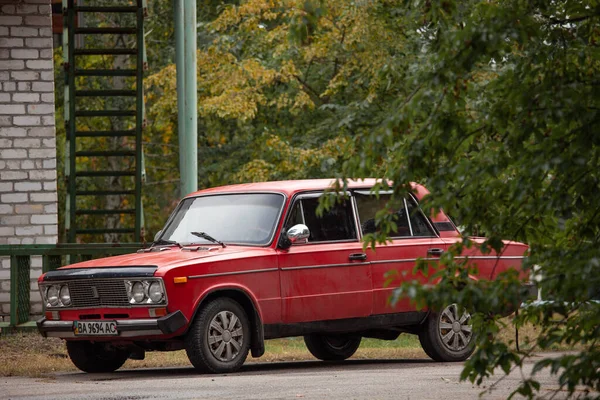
[
  {"xmin": 207, "ymin": 310, "xmax": 244, "ymax": 362},
  {"xmin": 438, "ymin": 304, "xmax": 473, "ymax": 352}
]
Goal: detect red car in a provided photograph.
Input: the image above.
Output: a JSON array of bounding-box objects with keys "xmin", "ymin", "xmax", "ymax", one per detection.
[{"xmin": 37, "ymin": 179, "xmax": 528, "ymax": 373}]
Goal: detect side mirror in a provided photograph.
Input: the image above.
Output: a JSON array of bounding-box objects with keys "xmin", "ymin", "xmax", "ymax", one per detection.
[
  {"xmin": 153, "ymin": 230, "xmax": 162, "ymax": 242},
  {"xmin": 287, "ymin": 224, "xmax": 309, "ymax": 243},
  {"xmin": 278, "ymin": 224, "xmax": 310, "ymax": 250}
]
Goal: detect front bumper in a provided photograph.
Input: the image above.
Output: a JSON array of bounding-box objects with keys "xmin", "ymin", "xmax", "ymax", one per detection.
[{"xmin": 37, "ymin": 310, "xmax": 188, "ymax": 339}]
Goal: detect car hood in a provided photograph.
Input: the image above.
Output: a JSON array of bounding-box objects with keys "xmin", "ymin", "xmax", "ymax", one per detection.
[{"xmin": 56, "ymin": 245, "xmax": 267, "ymax": 271}]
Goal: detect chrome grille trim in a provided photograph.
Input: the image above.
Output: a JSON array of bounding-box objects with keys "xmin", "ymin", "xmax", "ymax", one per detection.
[{"xmin": 68, "ymin": 278, "xmax": 129, "ymax": 308}]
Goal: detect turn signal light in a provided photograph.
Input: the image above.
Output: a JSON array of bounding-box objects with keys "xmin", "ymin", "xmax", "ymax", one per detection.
[
  {"xmin": 45, "ymin": 311, "xmax": 60, "ymax": 320},
  {"xmin": 149, "ymin": 308, "xmax": 167, "ymax": 317},
  {"xmin": 174, "ymin": 277, "xmax": 188, "ymax": 284}
]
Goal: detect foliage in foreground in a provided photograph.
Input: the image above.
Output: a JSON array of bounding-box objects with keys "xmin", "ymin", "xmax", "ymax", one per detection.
[
  {"xmin": 146, "ymin": 0, "xmax": 598, "ymax": 398},
  {"xmin": 334, "ymin": 1, "xmax": 599, "ymax": 398}
]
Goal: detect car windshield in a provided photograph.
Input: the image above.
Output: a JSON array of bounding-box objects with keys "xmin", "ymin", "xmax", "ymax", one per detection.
[{"xmin": 159, "ymin": 193, "xmax": 285, "ymax": 246}]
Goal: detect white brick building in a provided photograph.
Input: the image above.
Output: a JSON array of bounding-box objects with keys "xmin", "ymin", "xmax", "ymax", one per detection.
[{"xmin": 0, "ymin": 0, "xmax": 58, "ymax": 317}]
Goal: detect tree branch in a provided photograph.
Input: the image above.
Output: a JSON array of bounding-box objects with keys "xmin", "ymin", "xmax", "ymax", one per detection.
[
  {"xmin": 541, "ymin": 13, "xmax": 600, "ymax": 25},
  {"xmin": 332, "ymin": 26, "xmax": 346, "ymax": 82},
  {"xmin": 294, "ymin": 75, "xmax": 325, "ymax": 105}
]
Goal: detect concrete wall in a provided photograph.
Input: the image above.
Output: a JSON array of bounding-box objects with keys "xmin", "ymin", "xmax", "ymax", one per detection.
[{"xmin": 0, "ymin": 0, "xmax": 58, "ymax": 318}]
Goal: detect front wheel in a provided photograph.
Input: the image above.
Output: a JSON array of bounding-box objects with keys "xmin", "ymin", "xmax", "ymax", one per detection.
[
  {"xmin": 304, "ymin": 334, "xmax": 361, "ymax": 361},
  {"xmin": 185, "ymin": 298, "xmax": 251, "ymax": 373},
  {"xmin": 419, "ymin": 303, "xmax": 475, "ymax": 362},
  {"xmin": 66, "ymin": 341, "xmax": 130, "ymax": 373}
]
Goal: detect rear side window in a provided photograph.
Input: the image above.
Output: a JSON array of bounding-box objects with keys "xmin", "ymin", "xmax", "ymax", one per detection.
[
  {"xmin": 354, "ymin": 192, "xmax": 435, "ymax": 238},
  {"xmin": 354, "ymin": 193, "xmax": 411, "ymax": 237},
  {"xmin": 285, "ymin": 196, "xmax": 357, "ymax": 242},
  {"xmin": 406, "ymin": 198, "xmax": 435, "ymax": 237}
]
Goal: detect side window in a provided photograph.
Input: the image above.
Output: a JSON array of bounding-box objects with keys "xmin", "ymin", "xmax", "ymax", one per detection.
[
  {"xmin": 285, "ymin": 196, "xmax": 357, "ymax": 242},
  {"xmin": 355, "ymin": 192, "xmax": 411, "ymax": 237},
  {"xmin": 406, "ymin": 198, "xmax": 435, "ymax": 237}
]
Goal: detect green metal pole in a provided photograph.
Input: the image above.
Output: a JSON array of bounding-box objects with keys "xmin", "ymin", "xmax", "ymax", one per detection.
[
  {"xmin": 174, "ymin": 0, "xmax": 187, "ymax": 198},
  {"xmin": 135, "ymin": 5, "xmax": 144, "ymax": 242},
  {"xmin": 67, "ymin": 0, "xmax": 76, "ymax": 243},
  {"xmin": 182, "ymin": 0, "xmax": 198, "ymax": 196}
]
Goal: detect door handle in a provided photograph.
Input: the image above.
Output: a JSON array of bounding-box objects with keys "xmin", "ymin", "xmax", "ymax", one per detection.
[
  {"xmin": 427, "ymin": 248, "xmax": 444, "ymax": 257},
  {"xmin": 349, "ymin": 253, "xmax": 367, "ymax": 261}
]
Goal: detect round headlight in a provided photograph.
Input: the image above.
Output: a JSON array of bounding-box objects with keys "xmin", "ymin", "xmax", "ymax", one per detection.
[
  {"xmin": 148, "ymin": 281, "xmax": 163, "ymax": 303},
  {"xmin": 59, "ymin": 285, "xmax": 71, "ymax": 306},
  {"xmin": 132, "ymin": 281, "xmax": 145, "ymax": 303},
  {"xmin": 47, "ymin": 286, "xmax": 59, "ymax": 307}
]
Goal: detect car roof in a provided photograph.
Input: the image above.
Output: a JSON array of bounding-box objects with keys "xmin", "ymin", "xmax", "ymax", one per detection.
[{"xmin": 185, "ymin": 179, "xmax": 430, "ymax": 200}]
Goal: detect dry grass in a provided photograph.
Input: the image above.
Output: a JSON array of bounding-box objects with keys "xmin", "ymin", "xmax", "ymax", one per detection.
[
  {"xmin": 0, "ymin": 319, "xmax": 579, "ymax": 378},
  {"xmin": 496, "ymin": 319, "xmax": 580, "ymax": 352},
  {"xmin": 0, "ymin": 332, "xmax": 76, "ymax": 377}
]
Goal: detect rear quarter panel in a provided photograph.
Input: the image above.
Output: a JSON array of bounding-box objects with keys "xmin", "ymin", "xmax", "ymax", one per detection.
[{"xmin": 442, "ymin": 237, "xmax": 529, "ymax": 280}]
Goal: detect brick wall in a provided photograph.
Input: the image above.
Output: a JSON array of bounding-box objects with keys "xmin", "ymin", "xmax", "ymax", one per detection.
[{"xmin": 0, "ymin": 0, "xmax": 58, "ymax": 318}]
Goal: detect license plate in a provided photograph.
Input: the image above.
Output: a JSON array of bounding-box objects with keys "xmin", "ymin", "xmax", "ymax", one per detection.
[{"xmin": 73, "ymin": 321, "xmax": 118, "ymax": 336}]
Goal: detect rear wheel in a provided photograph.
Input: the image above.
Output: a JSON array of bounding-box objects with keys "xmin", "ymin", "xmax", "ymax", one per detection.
[
  {"xmin": 185, "ymin": 298, "xmax": 250, "ymax": 373},
  {"xmin": 66, "ymin": 341, "xmax": 130, "ymax": 373},
  {"xmin": 419, "ymin": 303, "xmax": 475, "ymax": 362},
  {"xmin": 304, "ymin": 334, "xmax": 361, "ymax": 361}
]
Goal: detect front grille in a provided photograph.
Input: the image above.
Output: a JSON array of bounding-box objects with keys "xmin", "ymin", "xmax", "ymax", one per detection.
[{"xmin": 68, "ymin": 279, "xmax": 129, "ymax": 308}]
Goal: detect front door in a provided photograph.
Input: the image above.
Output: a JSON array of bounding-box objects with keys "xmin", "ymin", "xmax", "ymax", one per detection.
[{"xmin": 277, "ymin": 193, "xmax": 373, "ymax": 323}]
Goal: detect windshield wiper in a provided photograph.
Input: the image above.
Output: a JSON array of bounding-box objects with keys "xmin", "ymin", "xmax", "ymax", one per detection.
[
  {"xmin": 191, "ymin": 231, "xmax": 226, "ymax": 248},
  {"xmin": 151, "ymin": 238, "xmax": 181, "ymax": 248}
]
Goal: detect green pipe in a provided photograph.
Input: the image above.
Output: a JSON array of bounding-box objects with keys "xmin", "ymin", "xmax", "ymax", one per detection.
[
  {"xmin": 174, "ymin": 0, "xmax": 187, "ymax": 198},
  {"xmin": 135, "ymin": 6, "xmax": 144, "ymax": 242},
  {"xmin": 67, "ymin": 0, "xmax": 76, "ymax": 243},
  {"xmin": 182, "ymin": 0, "xmax": 198, "ymax": 196}
]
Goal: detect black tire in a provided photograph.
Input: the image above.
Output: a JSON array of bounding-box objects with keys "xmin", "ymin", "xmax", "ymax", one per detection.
[
  {"xmin": 185, "ymin": 298, "xmax": 251, "ymax": 373},
  {"xmin": 303, "ymin": 334, "xmax": 361, "ymax": 361},
  {"xmin": 65, "ymin": 341, "xmax": 130, "ymax": 373},
  {"xmin": 419, "ymin": 303, "xmax": 475, "ymax": 362}
]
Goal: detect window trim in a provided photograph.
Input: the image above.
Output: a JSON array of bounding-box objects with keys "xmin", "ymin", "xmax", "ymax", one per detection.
[
  {"xmin": 405, "ymin": 193, "xmax": 440, "ymax": 238},
  {"xmin": 350, "ymin": 192, "xmax": 362, "ymax": 240},
  {"xmin": 404, "ymin": 197, "xmax": 414, "ymax": 236}
]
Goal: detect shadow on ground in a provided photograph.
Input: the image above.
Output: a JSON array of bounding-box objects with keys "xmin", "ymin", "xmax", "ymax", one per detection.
[{"xmin": 54, "ymin": 358, "xmax": 436, "ymax": 382}]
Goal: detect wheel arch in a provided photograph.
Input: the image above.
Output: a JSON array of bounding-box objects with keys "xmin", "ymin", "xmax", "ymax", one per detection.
[{"xmin": 188, "ymin": 286, "xmax": 265, "ymax": 358}]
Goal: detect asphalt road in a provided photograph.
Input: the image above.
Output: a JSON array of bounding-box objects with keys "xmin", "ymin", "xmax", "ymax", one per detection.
[{"xmin": 0, "ymin": 356, "xmax": 571, "ymax": 400}]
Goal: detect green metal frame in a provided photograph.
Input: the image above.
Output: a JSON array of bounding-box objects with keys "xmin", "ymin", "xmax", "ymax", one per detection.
[
  {"xmin": 66, "ymin": 0, "xmax": 76, "ymax": 243},
  {"xmin": 0, "ymin": 244, "xmax": 143, "ymax": 329},
  {"xmin": 64, "ymin": 0, "xmax": 146, "ymax": 243}
]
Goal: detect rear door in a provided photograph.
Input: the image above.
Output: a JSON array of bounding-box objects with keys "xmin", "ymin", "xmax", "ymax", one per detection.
[
  {"xmin": 277, "ymin": 193, "xmax": 373, "ymax": 323},
  {"xmin": 353, "ymin": 191, "xmax": 446, "ymax": 315}
]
